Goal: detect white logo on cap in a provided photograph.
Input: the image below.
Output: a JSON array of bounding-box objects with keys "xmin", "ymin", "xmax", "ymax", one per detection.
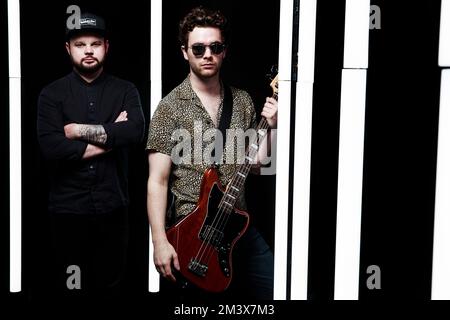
[{"xmin": 80, "ymin": 18, "xmax": 97, "ymax": 26}]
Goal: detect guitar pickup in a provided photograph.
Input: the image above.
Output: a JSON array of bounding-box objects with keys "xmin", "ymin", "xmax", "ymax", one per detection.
[
  {"xmin": 200, "ymin": 225, "xmax": 224, "ymax": 247},
  {"xmin": 188, "ymin": 259, "xmax": 208, "ymax": 277}
]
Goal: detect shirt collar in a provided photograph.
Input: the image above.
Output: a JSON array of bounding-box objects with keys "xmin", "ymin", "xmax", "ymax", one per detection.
[
  {"xmin": 70, "ymin": 70, "xmax": 107, "ymax": 86},
  {"xmin": 175, "ymin": 75, "xmax": 225, "ymax": 101},
  {"xmin": 175, "ymin": 75, "xmax": 196, "ymax": 100}
]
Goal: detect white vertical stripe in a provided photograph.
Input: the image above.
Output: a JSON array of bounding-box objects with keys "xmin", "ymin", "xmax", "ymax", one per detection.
[
  {"xmin": 432, "ymin": 69, "xmax": 450, "ymax": 300},
  {"xmin": 274, "ymin": 0, "xmax": 294, "ymax": 301},
  {"xmin": 8, "ymin": 0, "xmax": 20, "ymax": 78},
  {"xmin": 334, "ymin": 69, "xmax": 367, "ymax": 300},
  {"xmin": 290, "ymin": 0, "xmax": 317, "ymax": 300},
  {"xmin": 297, "ymin": 0, "xmax": 317, "ymax": 84},
  {"xmin": 291, "ymin": 83, "xmax": 314, "ymax": 300},
  {"xmin": 439, "ymin": 0, "xmax": 450, "ymax": 67},
  {"xmin": 334, "ymin": 0, "xmax": 371, "ymax": 300},
  {"xmin": 148, "ymin": 0, "xmax": 162, "ymax": 293},
  {"xmin": 343, "ymin": 0, "xmax": 371, "ymax": 69},
  {"xmin": 278, "ymin": 1, "xmax": 294, "ymax": 82},
  {"xmin": 8, "ymin": 0, "xmax": 22, "ymax": 293}
]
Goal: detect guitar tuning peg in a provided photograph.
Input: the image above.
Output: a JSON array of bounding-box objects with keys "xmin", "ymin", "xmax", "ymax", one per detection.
[
  {"xmin": 271, "ymin": 65, "xmax": 278, "ymax": 74},
  {"xmin": 266, "ymin": 64, "xmax": 279, "ymax": 80}
]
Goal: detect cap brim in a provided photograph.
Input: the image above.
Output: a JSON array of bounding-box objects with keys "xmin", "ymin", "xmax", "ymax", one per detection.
[{"xmin": 66, "ymin": 28, "xmax": 107, "ymax": 40}]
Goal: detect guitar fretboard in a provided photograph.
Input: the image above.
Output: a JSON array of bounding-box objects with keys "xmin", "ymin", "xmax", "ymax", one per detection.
[
  {"xmin": 218, "ymin": 87, "xmax": 277, "ymax": 214},
  {"xmin": 219, "ymin": 118, "xmax": 271, "ymax": 213}
]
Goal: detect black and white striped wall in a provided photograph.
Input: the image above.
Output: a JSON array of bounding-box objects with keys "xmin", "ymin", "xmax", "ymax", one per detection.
[{"xmin": 4, "ymin": 0, "xmax": 450, "ymax": 301}]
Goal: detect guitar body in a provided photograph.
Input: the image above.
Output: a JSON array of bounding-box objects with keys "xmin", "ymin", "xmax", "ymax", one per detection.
[{"xmin": 166, "ymin": 167, "xmax": 250, "ymax": 292}]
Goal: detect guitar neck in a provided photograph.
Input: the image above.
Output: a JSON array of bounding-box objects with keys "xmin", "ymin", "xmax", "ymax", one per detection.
[{"xmin": 220, "ymin": 91, "xmax": 277, "ymax": 211}]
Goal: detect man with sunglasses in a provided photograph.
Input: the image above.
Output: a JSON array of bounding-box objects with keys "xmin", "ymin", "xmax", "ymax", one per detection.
[{"xmin": 146, "ymin": 6, "xmax": 277, "ymax": 300}]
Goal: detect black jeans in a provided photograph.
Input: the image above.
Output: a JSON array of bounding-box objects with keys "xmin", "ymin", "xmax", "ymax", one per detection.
[
  {"xmin": 161, "ymin": 225, "xmax": 274, "ymax": 301},
  {"xmin": 48, "ymin": 207, "xmax": 128, "ymax": 300},
  {"xmin": 227, "ymin": 225, "xmax": 274, "ymax": 300}
]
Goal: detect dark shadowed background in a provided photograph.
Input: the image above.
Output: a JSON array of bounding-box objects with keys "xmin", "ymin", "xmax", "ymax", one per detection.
[
  {"xmin": 2, "ymin": 0, "xmax": 279, "ymax": 304},
  {"xmin": 1, "ymin": 0, "xmax": 446, "ymax": 311}
]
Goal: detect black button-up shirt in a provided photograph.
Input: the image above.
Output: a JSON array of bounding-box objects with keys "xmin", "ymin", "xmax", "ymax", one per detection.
[{"xmin": 37, "ymin": 71, "xmax": 145, "ymax": 214}]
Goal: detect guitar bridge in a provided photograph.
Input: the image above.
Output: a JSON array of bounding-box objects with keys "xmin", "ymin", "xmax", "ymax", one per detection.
[{"xmin": 188, "ymin": 259, "xmax": 208, "ymax": 277}]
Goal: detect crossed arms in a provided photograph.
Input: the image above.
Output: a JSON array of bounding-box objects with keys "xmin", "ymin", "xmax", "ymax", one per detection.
[
  {"xmin": 37, "ymin": 86, "xmax": 145, "ymax": 161},
  {"xmin": 63, "ymin": 111, "xmax": 128, "ymax": 159}
]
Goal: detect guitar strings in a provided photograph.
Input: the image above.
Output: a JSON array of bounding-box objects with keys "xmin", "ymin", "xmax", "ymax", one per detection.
[
  {"xmin": 204, "ymin": 120, "xmax": 270, "ymax": 260},
  {"xmin": 202, "ymin": 91, "xmax": 278, "ymax": 263},
  {"xmin": 214, "ymin": 119, "xmax": 270, "ymax": 233},
  {"xmin": 191, "ymin": 86, "xmax": 277, "ymax": 276},
  {"xmin": 190, "ymin": 124, "xmax": 261, "ymax": 268},
  {"xmin": 195, "ymin": 118, "xmax": 271, "ymax": 269}
]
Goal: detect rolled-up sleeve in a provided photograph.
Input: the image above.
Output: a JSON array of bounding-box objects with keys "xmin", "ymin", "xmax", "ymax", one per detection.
[
  {"xmin": 103, "ymin": 85, "xmax": 145, "ymax": 149},
  {"xmin": 37, "ymin": 90, "xmax": 87, "ymax": 161},
  {"xmin": 146, "ymin": 101, "xmax": 178, "ymax": 156}
]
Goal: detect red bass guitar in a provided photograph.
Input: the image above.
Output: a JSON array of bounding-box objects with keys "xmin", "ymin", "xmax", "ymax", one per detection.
[{"xmin": 166, "ymin": 71, "xmax": 278, "ymax": 292}]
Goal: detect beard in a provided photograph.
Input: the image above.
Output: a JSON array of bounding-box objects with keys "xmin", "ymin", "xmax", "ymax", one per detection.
[
  {"xmin": 72, "ymin": 56, "xmax": 104, "ymax": 75},
  {"xmin": 190, "ymin": 61, "xmax": 221, "ymax": 80}
]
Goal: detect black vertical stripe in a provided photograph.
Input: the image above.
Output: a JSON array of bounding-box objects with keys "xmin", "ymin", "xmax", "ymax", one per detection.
[
  {"xmin": 360, "ymin": 0, "xmax": 441, "ymax": 300},
  {"xmin": 308, "ymin": 0, "xmax": 346, "ymax": 301},
  {"xmin": 285, "ymin": 0, "xmax": 301, "ymax": 300}
]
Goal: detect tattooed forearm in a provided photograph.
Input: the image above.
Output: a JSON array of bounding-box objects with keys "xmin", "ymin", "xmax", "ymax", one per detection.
[{"xmin": 78, "ymin": 124, "xmax": 107, "ymax": 145}]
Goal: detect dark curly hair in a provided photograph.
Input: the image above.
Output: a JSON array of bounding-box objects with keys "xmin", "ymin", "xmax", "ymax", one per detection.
[{"xmin": 179, "ymin": 6, "xmax": 228, "ymax": 48}]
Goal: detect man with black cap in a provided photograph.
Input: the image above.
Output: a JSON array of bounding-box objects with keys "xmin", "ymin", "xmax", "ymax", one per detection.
[{"xmin": 37, "ymin": 12, "xmax": 145, "ymax": 299}]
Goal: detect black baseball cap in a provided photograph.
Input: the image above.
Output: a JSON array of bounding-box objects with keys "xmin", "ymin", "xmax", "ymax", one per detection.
[{"xmin": 66, "ymin": 12, "xmax": 107, "ymax": 40}]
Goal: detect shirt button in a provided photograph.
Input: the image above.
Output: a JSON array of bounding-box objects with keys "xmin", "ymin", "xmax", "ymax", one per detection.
[
  {"xmin": 89, "ymin": 102, "xmax": 94, "ymax": 106},
  {"xmin": 89, "ymin": 165, "xmax": 94, "ymax": 170}
]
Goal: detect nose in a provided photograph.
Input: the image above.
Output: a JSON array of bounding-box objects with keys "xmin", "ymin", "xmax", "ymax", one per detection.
[
  {"xmin": 84, "ymin": 45, "xmax": 93, "ymax": 54},
  {"xmin": 203, "ymin": 46, "xmax": 212, "ymax": 58}
]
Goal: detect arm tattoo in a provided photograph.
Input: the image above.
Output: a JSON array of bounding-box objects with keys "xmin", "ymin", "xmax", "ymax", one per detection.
[{"xmin": 78, "ymin": 124, "xmax": 107, "ymax": 145}]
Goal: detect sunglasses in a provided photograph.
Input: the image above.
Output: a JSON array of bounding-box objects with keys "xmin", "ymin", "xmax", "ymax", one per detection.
[{"xmin": 188, "ymin": 42, "xmax": 226, "ymax": 57}]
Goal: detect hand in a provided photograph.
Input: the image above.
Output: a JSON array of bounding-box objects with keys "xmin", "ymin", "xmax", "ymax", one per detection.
[
  {"xmin": 153, "ymin": 239, "xmax": 180, "ymax": 282},
  {"xmin": 82, "ymin": 144, "xmax": 110, "ymax": 159},
  {"xmin": 64, "ymin": 123, "xmax": 79, "ymax": 140},
  {"xmin": 261, "ymin": 97, "xmax": 278, "ymax": 129},
  {"xmin": 115, "ymin": 111, "xmax": 128, "ymax": 122}
]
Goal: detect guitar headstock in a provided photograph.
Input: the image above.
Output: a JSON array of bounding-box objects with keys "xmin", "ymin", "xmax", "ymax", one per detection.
[{"xmin": 266, "ymin": 65, "xmax": 278, "ymax": 100}]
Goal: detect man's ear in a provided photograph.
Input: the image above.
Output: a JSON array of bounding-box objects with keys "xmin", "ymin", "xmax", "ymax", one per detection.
[
  {"xmin": 181, "ymin": 45, "xmax": 188, "ymax": 61},
  {"xmin": 105, "ymin": 39, "xmax": 110, "ymax": 54},
  {"xmin": 65, "ymin": 42, "xmax": 71, "ymax": 55}
]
